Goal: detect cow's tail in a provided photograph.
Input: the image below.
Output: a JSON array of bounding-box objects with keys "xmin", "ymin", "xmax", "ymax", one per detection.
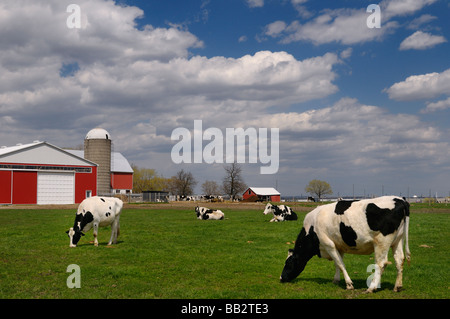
[{"xmin": 403, "ymin": 200, "xmax": 411, "ymax": 266}]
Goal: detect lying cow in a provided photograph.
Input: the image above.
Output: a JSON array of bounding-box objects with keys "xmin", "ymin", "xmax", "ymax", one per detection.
[
  {"xmin": 280, "ymin": 196, "xmax": 410, "ymax": 293},
  {"xmin": 263, "ymin": 203, "xmax": 298, "ymax": 222},
  {"xmin": 195, "ymin": 206, "xmax": 224, "ymax": 220},
  {"xmin": 66, "ymin": 196, "xmax": 123, "ymax": 247}
]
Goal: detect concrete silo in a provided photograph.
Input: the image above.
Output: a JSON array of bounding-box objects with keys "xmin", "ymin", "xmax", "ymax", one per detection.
[{"xmin": 84, "ymin": 128, "xmax": 111, "ymax": 195}]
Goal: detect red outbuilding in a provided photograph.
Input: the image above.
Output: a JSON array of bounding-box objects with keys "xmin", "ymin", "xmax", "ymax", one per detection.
[{"xmin": 242, "ymin": 187, "xmax": 281, "ymax": 202}]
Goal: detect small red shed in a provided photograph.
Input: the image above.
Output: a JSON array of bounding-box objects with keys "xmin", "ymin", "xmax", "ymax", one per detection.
[{"xmin": 242, "ymin": 187, "xmax": 281, "ymax": 202}]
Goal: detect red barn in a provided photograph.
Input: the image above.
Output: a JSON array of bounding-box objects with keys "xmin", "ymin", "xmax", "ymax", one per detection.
[
  {"xmin": 242, "ymin": 187, "xmax": 281, "ymax": 202},
  {"xmin": 0, "ymin": 141, "xmax": 98, "ymax": 205},
  {"xmin": 0, "ymin": 130, "xmax": 134, "ymax": 205}
]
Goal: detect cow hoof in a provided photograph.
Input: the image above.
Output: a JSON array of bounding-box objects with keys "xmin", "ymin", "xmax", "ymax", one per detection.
[
  {"xmin": 394, "ymin": 286, "xmax": 403, "ymax": 292},
  {"xmin": 332, "ymin": 279, "xmax": 340, "ymax": 285},
  {"xmin": 346, "ymin": 283, "xmax": 354, "ymax": 290},
  {"xmin": 364, "ymin": 289, "xmax": 375, "ymax": 294}
]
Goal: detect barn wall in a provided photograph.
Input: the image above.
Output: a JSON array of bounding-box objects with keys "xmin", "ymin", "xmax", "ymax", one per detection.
[
  {"xmin": 0, "ymin": 170, "xmax": 12, "ymax": 204},
  {"xmin": 111, "ymin": 172, "xmax": 133, "ymax": 190},
  {"xmin": 270, "ymin": 195, "xmax": 281, "ymax": 202},
  {"xmin": 13, "ymin": 171, "xmax": 37, "ymax": 204},
  {"xmin": 75, "ymin": 166, "xmax": 97, "ymax": 203},
  {"xmin": 242, "ymin": 188, "xmax": 254, "ymax": 200}
]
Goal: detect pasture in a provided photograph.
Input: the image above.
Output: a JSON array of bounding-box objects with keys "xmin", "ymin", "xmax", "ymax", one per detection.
[{"xmin": 0, "ymin": 202, "xmax": 448, "ymax": 299}]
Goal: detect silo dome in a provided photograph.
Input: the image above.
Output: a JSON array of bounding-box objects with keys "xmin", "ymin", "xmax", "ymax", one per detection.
[{"xmin": 85, "ymin": 128, "xmax": 111, "ymax": 140}]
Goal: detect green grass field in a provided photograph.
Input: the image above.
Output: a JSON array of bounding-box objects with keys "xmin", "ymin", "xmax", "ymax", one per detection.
[{"xmin": 0, "ymin": 203, "xmax": 448, "ymax": 299}]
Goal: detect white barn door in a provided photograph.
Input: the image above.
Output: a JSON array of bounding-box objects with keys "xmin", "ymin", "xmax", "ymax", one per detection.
[{"xmin": 37, "ymin": 172, "xmax": 75, "ymax": 204}]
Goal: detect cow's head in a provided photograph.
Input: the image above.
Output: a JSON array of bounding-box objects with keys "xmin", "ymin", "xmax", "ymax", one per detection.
[
  {"xmin": 263, "ymin": 203, "xmax": 274, "ymax": 215},
  {"xmin": 195, "ymin": 206, "xmax": 201, "ymax": 218},
  {"xmin": 66, "ymin": 227, "xmax": 85, "ymax": 247},
  {"xmin": 280, "ymin": 226, "xmax": 320, "ymax": 282}
]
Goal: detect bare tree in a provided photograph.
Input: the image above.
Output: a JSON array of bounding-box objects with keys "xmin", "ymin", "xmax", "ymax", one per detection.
[
  {"xmin": 201, "ymin": 180, "xmax": 220, "ymax": 196},
  {"xmin": 305, "ymin": 179, "xmax": 333, "ymax": 201},
  {"xmin": 168, "ymin": 169, "xmax": 197, "ymax": 196},
  {"xmin": 222, "ymin": 163, "xmax": 247, "ymax": 200}
]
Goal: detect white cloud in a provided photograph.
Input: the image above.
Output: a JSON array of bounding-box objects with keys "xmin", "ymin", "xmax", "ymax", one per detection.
[
  {"xmin": 0, "ymin": 0, "xmax": 340, "ymax": 150},
  {"xmin": 421, "ymin": 97, "xmax": 450, "ymax": 113},
  {"xmin": 246, "ymin": 0, "xmax": 264, "ymax": 8},
  {"xmin": 399, "ymin": 31, "xmax": 447, "ymax": 50},
  {"xmin": 407, "ymin": 14, "xmax": 438, "ymax": 29},
  {"xmin": 382, "ymin": 0, "xmax": 437, "ymax": 20},
  {"xmin": 275, "ymin": 9, "xmax": 398, "ymax": 45},
  {"xmin": 264, "ymin": 21, "xmax": 287, "ymax": 37},
  {"xmin": 242, "ymin": 98, "xmax": 448, "ymax": 176},
  {"xmin": 386, "ymin": 68, "xmax": 450, "ymax": 100},
  {"xmin": 261, "ymin": 0, "xmax": 437, "ymax": 46}
]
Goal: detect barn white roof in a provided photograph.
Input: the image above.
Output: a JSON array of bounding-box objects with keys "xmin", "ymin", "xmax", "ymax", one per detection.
[
  {"xmin": 248, "ymin": 187, "xmax": 280, "ymax": 195},
  {"xmin": 0, "ymin": 141, "xmax": 97, "ymax": 166},
  {"xmin": 65, "ymin": 149, "xmax": 133, "ymax": 173}
]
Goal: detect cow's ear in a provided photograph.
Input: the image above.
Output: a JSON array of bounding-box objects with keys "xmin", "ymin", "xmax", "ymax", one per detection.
[
  {"xmin": 65, "ymin": 230, "xmax": 69, "ymax": 234},
  {"xmin": 80, "ymin": 232, "xmax": 85, "ymax": 236}
]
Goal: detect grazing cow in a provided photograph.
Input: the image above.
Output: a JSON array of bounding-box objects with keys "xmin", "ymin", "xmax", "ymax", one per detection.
[
  {"xmin": 280, "ymin": 196, "xmax": 410, "ymax": 293},
  {"xmin": 263, "ymin": 203, "xmax": 298, "ymax": 222},
  {"xmin": 195, "ymin": 206, "xmax": 224, "ymax": 220},
  {"xmin": 66, "ymin": 196, "xmax": 123, "ymax": 247}
]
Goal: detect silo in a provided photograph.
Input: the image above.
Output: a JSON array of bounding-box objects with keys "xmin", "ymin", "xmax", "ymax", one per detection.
[{"xmin": 84, "ymin": 128, "xmax": 111, "ymax": 195}]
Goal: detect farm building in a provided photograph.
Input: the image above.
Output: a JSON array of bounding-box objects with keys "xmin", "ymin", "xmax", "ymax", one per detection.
[
  {"xmin": 242, "ymin": 187, "xmax": 281, "ymax": 202},
  {"xmin": 0, "ymin": 128, "xmax": 133, "ymax": 205}
]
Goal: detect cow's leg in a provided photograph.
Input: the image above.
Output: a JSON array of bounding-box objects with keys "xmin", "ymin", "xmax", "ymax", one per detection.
[
  {"xmin": 93, "ymin": 222, "xmax": 99, "ymax": 246},
  {"xmin": 332, "ymin": 262, "xmax": 341, "ymax": 284},
  {"xmin": 322, "ymin": 239, "xmax": 353, "ymax": 289},
  {"xmin": 392, "ymin": 238, "xmax": 405, "ymax": 292},
  {"xmin": 366, "ymin": 239, "xmax": 390, "ymax": 293},
  {"xmin": 108, "ymin": 217, "xmax": 120, "ymax": 245}
]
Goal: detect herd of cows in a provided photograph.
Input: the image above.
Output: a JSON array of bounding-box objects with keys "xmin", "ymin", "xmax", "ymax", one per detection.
[{"xmin": 66, "ymin": 195, "xmax": 411, "ymax": 293}]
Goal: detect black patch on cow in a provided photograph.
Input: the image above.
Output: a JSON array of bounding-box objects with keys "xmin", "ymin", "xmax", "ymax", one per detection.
[
  {"xmin": 365, "ymin": 198, "xmax": 409, "ymax": 236},
  {"xmin": 281, "ymin": 226, "xmax": 321, "ymax": 282},
  {"xmin": 339, "ymin": 222, "xmax": 357, "ymax": 247},
  {"xmin": 334, "ymin": 200, "xmax": 359, "ymax": 215},
  {"xmin": 202, "ymin": 213, "xmax": 210, "ymax": 220},
  {"xmin": 284, "ymin": 211, "xmax": 298, "ymax": 221},
  {"xmin": 272, "ymin": 205, "xmax": 283, "ymax": 216},
  {"xmin": 100, "ymin": 198, "xmax": 105, "ymax": 202},
  {"xmin": 73, "ymin": 213, "xmax": 83, "ymax": 229},
  {"xmin": 79, "ymin": 211, "xmax": 94, "ymax": 231},
  {"xmin": 293, "ymin": 226, "xmax": 321, "ymax": 259}
]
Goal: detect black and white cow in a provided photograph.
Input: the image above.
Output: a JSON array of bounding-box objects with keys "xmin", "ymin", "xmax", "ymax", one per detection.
[
  {"xmin": 66, "ymin": 196, "xmax": 123, "ymax": 247},
  {"xmin": 263, "ymin": 203, "xmax": 298, "ymax": 222},
  {"xmin": 195, "ymin": 206, "xmax": 224, "ymax": 220},
  {"xmin": 280, "ymin": 196, "xmax": 411, "ymax": 293}
]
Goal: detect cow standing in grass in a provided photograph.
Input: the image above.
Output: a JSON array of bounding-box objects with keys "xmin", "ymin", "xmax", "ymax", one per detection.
[
  {"xmin": 66, "ymin": 196, "xmax": 123, "ymax": 247},
  {"xmin": 263, "ymin": 203, "xmax": 298, "ymax": 222},
  {"xmin": 280, "ymin": 196, "xmax": 410, "ymax": 293},
  {"xmin": 195, "ymin": 206, "xmax": 224, "ymax": 220}
]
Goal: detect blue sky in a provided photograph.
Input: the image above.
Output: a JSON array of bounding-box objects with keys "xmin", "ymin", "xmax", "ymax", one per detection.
[{"xmin": 0, "ymin": 0, "xmax": 449, "ymax": 197}]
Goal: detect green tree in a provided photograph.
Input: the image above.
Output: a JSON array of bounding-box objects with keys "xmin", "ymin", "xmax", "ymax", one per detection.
[
  {"xmin": 132, "ymin": 165, "xmax": 167, "ymax": 193},
  {"xmin": 305, "ymin": 179, "xmax": 333, "ymax": 201}
]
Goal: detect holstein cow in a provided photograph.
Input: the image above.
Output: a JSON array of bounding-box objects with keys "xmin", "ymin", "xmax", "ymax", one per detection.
[
  {"xmin": 195, "ymin": 206, "xmax": 224, "ymax": 220},
  {"xmin": 280, "ymin": 196, "xmax": 410, "ymax": 293},
  {"xmin": 263, "ymin": 203, "xmax": 298, "ymax": 222},
  {"xmin": 66, "ymin": 196, "xmax": 123, "ymax": 247}
]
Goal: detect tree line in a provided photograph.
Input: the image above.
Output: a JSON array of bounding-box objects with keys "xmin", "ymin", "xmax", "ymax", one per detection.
[
  {"xmin": 133, "ymin": 161, "xmax": 333, "ymax": 201},
  {"xmin": 132, "ymin": 163, "xmax": 247, "ymax": 200}
]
